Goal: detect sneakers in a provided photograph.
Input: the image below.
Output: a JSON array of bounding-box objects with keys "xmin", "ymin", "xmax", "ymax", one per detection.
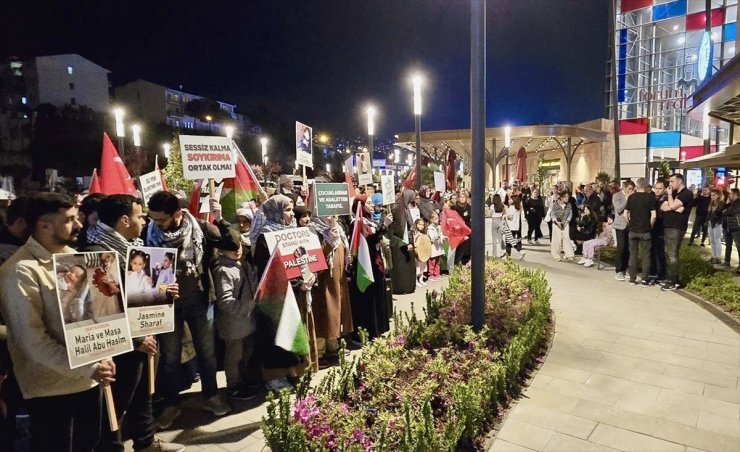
[
  {"xmin": 318, "ymin": 353, "xmax": 340, "ymax": 370},
  {"xmin": 614, "ymin": 272, "xmax": 625, "ymax": 281},
  {"xmin": 639, "ymin": 280, "xmax": 651, "ymax": 288},
  {"xmin": 265, "ymin": 378, "xmax": 294, "ymax": 393},
  {"xmin": 534, "ymin": 239, "xmax": 541, "ymax": 245},
  {"xmin": 155, "ymin": 406, "xmax": 181, "ymax": 430},
  {"xmin": 203, "ymin": 394, "xmax": 231, "ymax": 416},
  {"xmin": 660, "ymin": 282, "xmax": 677, "ymax": 291},
  {"xmin": 416, "ymin": 279, "xmax": 424, "ymax": 287},
  {"xmin": 228, "ymin": 386, "xmax": 259, "ymax": 401},
  {"xmin": 138, "ymin": 438, "xmax": 186, "ymax": 452},
  {"xmin": 628, "ymin": 280, "xmax": 637, "ymax": 286},
  {"xmin": 517, "ymin": 251, "xmax": 526, "ymax": 261},
  {"xmin": 578, "ymin": 257, "xmax": 588, "ymax": 265},
  {"xmin": 583, "ymin": 258, "xmax": 594, "ymax": 267},
  {"xmin": 553, "ymin": 257, "xmax": 562, "ymax": 262}
]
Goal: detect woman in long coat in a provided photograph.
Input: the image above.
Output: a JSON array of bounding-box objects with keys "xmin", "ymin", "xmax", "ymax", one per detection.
[
  {"xmin": 388, "ymin": 188, "xmax": 417, "ymax": 295},
  {"xmin": 349, "ymin": 195, "xmax": 392, "ymax": 339}
]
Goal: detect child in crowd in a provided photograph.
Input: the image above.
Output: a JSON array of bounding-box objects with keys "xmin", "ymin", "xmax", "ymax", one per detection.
[
  {"xmin": 579, "ymin": 214, "xmax": 615, "ymax": 268},
  {"xmin": 212, "ymin": 228, "xmax": 260, "ymax": 400},
  {"xmin": 411, "ymin": 218, "xmax": 428, "ymax": 287},
  {"xmin": 426, "ymin": 211, "xmax": 445, "ymax": 281}
]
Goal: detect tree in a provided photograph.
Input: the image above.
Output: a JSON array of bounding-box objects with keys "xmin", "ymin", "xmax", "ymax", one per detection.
[
  {"xmin": 536, "ymin": 158, "xmax": 550, "ymax": 189},
  {"xmin": 659, "ymin": 161, "xmax": 671, "ymax": 181},
  {"xmin": 162, "ymin": 136, "xmax": 194, "ymax": 194},
  {"xmin": 595, "ymin": 171, "xmax": 611, "ymax": 184}
]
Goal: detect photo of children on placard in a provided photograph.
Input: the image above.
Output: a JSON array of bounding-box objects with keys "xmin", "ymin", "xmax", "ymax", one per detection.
[
  {"xmin": 126, "ymin": 246, "xmax": 177, "ymax": 307},
  {"xmin": 53, "ymin": 252, "xmax": 125, "ymax": 330}
]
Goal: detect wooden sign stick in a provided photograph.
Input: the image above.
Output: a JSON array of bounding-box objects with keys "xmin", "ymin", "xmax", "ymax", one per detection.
[
  {"xmin": 148, "ymin": 354, "xmax": 156, "ymax": 395},
  {"xmin": 101, "ymin": 359, "xmax": 118, "ymax": 432}
]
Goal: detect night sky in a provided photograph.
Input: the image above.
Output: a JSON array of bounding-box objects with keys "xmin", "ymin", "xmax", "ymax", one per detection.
[{"xmin": 2, "ymin": 0, "xmax": 608, "ymax": 139}]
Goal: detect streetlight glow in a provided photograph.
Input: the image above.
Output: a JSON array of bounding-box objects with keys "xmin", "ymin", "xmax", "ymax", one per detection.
[
  {"xmin": 260, "ymin": 137, "xmax": 268, "ymax": 162},
  {"xmin": 366, "ymin": 106, "xmax": 376, "ymax": 136},
  {"xmin": 407, "ymin": 154, "xmax": 413, "ymax": 167},
  {"xmin": 224, "ymin": 125, "xmax": 234, "ymax": 140},
  {"xmin": 162, "ymin": 143, "xmax": 170, "ymax": 158},
  {"xmin": 131, "ymin": 124, "xmax": 142, "ymax": 147},
  {"xmin": 411, "ymin": 74, "xmax": 423, "ymax": 115},
  {"xmin": 318, "ymin": 134, "xmax": 329, "ymax": 144},
  {"xmin": 326, "ymin": 163, "xmax": 331, "ymax": 173},
  {"xmin": 114, "ymin": 108, "xmax": 125, "ymax": 137},
  {"xmin": 504, "ymin": 125, "xmax": 512, "ymax": 148},
  {"xmin": 205, "ymin": 115, "xmax": 212, "ymax": 122}
]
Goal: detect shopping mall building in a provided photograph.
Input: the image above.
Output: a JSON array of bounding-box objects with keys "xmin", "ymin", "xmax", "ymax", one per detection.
[{"xmin": 395, "ymin": 0, "xmax": 739, "ymax": 188}]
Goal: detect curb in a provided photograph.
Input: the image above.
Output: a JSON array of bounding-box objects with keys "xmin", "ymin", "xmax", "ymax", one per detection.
[{"xmin": 677, "ymin": 289, "xmax": 740, "ymax": 334}]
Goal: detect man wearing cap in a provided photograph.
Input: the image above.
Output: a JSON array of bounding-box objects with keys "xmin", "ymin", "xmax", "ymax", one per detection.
[{"xmin": 276, "ymin": 175, "xmax": 304, "ymax": 207}]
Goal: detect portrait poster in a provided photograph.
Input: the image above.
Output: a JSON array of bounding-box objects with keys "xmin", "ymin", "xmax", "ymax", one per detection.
[
  {"xmin": 125, "ymin": 246, "xmax": 178, "ymax": 337},
  {"xmin": 53, "ymin": 252, "xmax": 133, "ymax": 368},
  {"xmin": 295, "ymin": 121, "xmax": 313, "ymax": 168},
  {"xmin": 380, "ymin": 175, "xmax": 395, "ymax": 205},
  {"xmin": 356, "ymin": 152, "xmax": 373, "ymax": 185}
]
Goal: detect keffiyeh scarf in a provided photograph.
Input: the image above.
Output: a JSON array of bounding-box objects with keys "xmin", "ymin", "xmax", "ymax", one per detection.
[{"xmin": 147, "ymin": 209, "xmax": 204, "ymax": 277}]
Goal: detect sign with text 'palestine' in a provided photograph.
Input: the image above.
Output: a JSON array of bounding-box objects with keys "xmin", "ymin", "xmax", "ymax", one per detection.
[
  {"xmin": 314, "ymin": 183, "xmax": 351, "ymax": 216},
  {"xmin": 179, "ymin": 135, "xmax": 236, "ymax": 180},
  {"xmin": 263, "ymin": 227, "xmax": 328, "ymax": 279}
]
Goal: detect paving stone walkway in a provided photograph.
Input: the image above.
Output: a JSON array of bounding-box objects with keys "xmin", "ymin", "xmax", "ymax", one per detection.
[{"xmin": 488, "ymin": 244, "xmax": 740, "ymax": 452}]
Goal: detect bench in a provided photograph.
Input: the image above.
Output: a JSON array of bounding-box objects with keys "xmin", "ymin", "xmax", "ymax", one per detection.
[{"xmin": 595, "ymin": 245, "xmax": 616, "ymax": 270}]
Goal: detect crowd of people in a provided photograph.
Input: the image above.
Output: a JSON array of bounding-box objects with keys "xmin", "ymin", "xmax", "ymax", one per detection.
[{"xmin": 0, "ymin": 172, "xmax": 738, "ymax": 452}]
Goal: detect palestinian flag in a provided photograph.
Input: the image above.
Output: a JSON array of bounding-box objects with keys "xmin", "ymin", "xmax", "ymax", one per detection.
[
  {"xmin": 349, "ymin": 203, "xmax": 375, "ymax": 292},
  {"xmin": 254, "ymin": 248, "xmax": 310, "ymax": 356}
]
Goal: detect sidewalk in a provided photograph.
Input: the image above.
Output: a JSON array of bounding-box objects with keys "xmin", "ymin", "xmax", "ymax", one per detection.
[{"xmin": 488, "ymin": 241, "xmax": 740, "ymax": 452}]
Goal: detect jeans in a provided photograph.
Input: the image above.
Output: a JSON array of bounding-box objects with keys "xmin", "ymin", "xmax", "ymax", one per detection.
[
  {"xmin": 649, "ymin": 230, "xmax": 666, "ymax": 280},
  {"xmin": 97, "ymin": 351, "xmax": 156, "ymax": 452},
  {"xmin": 689, "ymin": 215, "xmax": 708, "ymax": 244},
  {"xmin": 223, "ymin": 336, "xmax": 258, "ymax": 390},
  {"xmin": 159, "ymin": 298, "xmax": 218, "ymax": 406},
  {"xmin": 709, "ymin": 223, "xmax": 723, "ymax": 259},
  {"xmin": 664, "ymin": 228, "xmax": 685, "ymax": 285},
  {"xmin": 614, "ymin": 228, "xmax": 630, "ymax": 274},
  {"xmin": 491, "ymin": 218, "xmax": 502, "ymax": 257},
  {"xmin": 25, "ymin": 386, "xmax": 101, "ymax": 452},
  {"xmin": 628, "ymin": 232, "xmax": 652, "ymax": 282},
  {"xmin": 725, "ymin": 230, "xmax": 740, "ymax": 265}
]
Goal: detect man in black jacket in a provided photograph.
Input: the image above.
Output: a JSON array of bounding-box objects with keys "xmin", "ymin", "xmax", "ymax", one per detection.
[
  {"xmin": 83, "ymin": 194, "xmax": 184, "ymax": 452},
  {"xmin": 689, "ymin": 186, "xmax": 710, "ymax": 246}
]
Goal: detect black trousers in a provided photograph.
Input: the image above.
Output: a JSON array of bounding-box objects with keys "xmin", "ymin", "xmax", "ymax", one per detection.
[
  {"xmin": 614, "ymin": 228, "xmax": 630, "ymax": 274},
  {"xmin": 455, "ymin": 236, "xmax": 472, "ymax": 266},
  {"xmin": 628, "ymin": 232, "xmax": 652, "ymax": 282},
  {"xmin": 506, "ymin": 230, "xmax": 522, "ymax": 255},
  {"xmin": 26, "ymin": 386, "xmax": 101, "ymax": 452},
  {"xmin": 649, "ymin": 229, "xmax": 666, "ymax": 280},
  {"xmin": 97, "ymin": 351, "xmax": 155, "ymax": 451},
  {"xmin": 526, "ymin": 215, "xmax": 543, "ymax": 240},
  {"xmin": 689, "ymin": 216, "xmax": 708, "ymax": 244}
]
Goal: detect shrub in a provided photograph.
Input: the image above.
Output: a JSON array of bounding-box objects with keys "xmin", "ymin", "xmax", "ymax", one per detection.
[
  {"xmin": 686, "ymin": 272, "xmax": 740, "ymax": 315},
  {"xmin": 262, "ymin": 259, "xmax": 552, "ymax": 451},
  {"xmin": 678, "ymin": 244, "xmax": 715, "ymax": 282}
]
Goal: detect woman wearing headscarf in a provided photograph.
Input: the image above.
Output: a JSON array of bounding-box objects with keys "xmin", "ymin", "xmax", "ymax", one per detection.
[
  {"xmin": 452, "ymin": 189, "xmax": 473, "ymax": 266},
  {"xmin": 310, "ymin": 211, "xmax": 353, "ymax": 367},
  {"xmin": 388, "ymin": 188, "xmax": 418, "ymax": 294},
  {"xmin": 418, "ymin": 185, "xmax": 439, "ymax": 222},
  {"xmin": 252, "ymin": 195, "xmax": 309, "ymax": 392},
  {"xmin": 348, "ymin": 195, "xmax": 392, "ymax": 339}
]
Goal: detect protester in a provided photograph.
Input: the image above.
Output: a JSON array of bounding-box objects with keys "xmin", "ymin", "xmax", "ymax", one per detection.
[
  {"xmin": 660, "ymin": 174, "xmax": 693, "ymax": 290},
  {"xmin": 504, "ymin": 196, "xmax": 525, "ymax": 260},
  {"xmin": 611, "ymin": 180, "xmax": 634, "ymax": 281},
  {"xmin": 426, "ymin": 211, "xmax": 445, "ymax": 281},
  {"xmin": 145, "ymin": 191, "xmax": 230, "ymax": 427},
  {"xmin": 688, "ymin": 186, "xmax": 710, "ymax": 247},
  {"xmin": 417, "ymin": 185, "xmax": 438, "ymax": 222},
  {"xmin": 388, "ymin": 189, "xmax": 417, "ymax": 294},
  {"xmin": 624, "ymin": 178, "xmax": 656, "ymax": 286},
  {"xmin": 0, "ymin": 192, "xmax": 116, "ymax": 451},
  {"xmin": 441, "ymin": 194, "xmax": 471, "ymax": 270},
  {"xmin": 452, "ymin": 189, "xmax": 472, "ymax": 266},
  {"xmin": 649, "ymin": 179, "xmax": 668, "ymax": 284},
  {"xmin": 276, "ymin": 175, "xmax": 304, "ymax": 207},
  {"xmin": 579, "ymin": 214, "xmax": 615, "ymax": 267},
  {"xmin": 411, "ymin": 218, "xmax": 429, "ymax": 287},
  {"xmin": 550, "ymin": 190, "xmax": 575, "ymax": 261},
  {"xmin": 76, "ymin": 192, "xmax": 106, "ymax": 250},
  {"xmin": 524, "ymin": 189, "xmax": 544, "ymax": 244},
  {"xmin": 0, "ymin": 196, "xmax": 30, "ymax": 265}
]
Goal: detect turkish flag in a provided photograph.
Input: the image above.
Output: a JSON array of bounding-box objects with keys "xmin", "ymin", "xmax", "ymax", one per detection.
[
  {"xmin": 99, "ymin": 133, "xmax": 137, "ymax": 195},
  {"xmin": 402, "ymin": 165, "xmax": 417, "ymax": 189},
  {"xmin": 445, "ymin": 149, "xmax": 457, "ymax": 191},
  {"xmin": 89, "ymin": 168, "xmax": 101, "ymax": 194}
]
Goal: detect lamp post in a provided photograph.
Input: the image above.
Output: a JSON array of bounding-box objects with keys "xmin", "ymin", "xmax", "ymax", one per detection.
[
  {"xmin": 162, "ymin": 143, "xmax": 171, "ymax": 159},
  {"xmin": 260, "ymin": 137, "xmax": 269, "ymax": 186},
  {"xmin": 224, "ymin": 125, "xmax": 234, "ymax": 140},
  {"xmin": 205, "ymin": 115, "xmax": 213, "ymax": 132},
  {"xmin": 326, "ymin": 163, "xmax": 331, "ymax": 178},
  {"xmin": 131, "ymin": 124, "xmax": 142, "ymax": 149},
  {"xmin": 114, "ymin": 107, "xmax": 125, "ymax": 156},
  {"xmin": 503, "ymin": 125, "xmax": 512, "ymax": 185},
  {"xmin": 366, "ymin": 106, "xmax": 376, "ymax": 160},
  {"xmin": 412, "ymin": 74, "xmax": 423, "ymax": 190}
]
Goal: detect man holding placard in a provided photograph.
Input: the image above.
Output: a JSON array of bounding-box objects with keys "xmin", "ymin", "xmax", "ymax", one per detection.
[
  {"xmin": 0, "ymin": 193, "xmax": 116, "ymax": 451},
  {"xmin": 84, "ymin": 194, "xmax": 183, "ymax": 452}
]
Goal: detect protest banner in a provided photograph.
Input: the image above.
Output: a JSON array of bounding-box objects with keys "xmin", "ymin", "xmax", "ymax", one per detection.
[
  {"xmin": 314, "ymin": 183, "xmax": 351, "ymax": 216},
  {"xmin": 139, "ymin": 170, "xmax": 164, "ymax": 204},
  {"xmin": 53, "ymin": 252, "xmax": 133, "ymax": 369},
  {"xmin": 295, "ymin": 122, "xmax": 313, "ymax": 168},
  {"xmin": 434, "ymin": 171, "xmax": 446, "ymax": 193},
  {"xmin": 179, "ymin": 135, "xmax": 236, "ymax": 181},
  {"xmin": 196, "ymin": 179, "xmax": 224, "ymax": 213},
  {"xmin": 263, "ymin": 227, "xmax": 328, "ymax": 278},
  {"xmin": 381, "ymin": 175, "xmax": 395, "ymax": 205},
  {"xmin": 124, "ymin": 246, "xmax": 177, "ymax": 337},
  {"xmin": 356, "ymin": 152, "xmax": 372, "ymax": 185}
]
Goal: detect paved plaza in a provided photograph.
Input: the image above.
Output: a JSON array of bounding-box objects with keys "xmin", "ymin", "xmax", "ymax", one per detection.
[{"xmin": 141, "ymin": 220, "xmax": 739, "ymax": 452}]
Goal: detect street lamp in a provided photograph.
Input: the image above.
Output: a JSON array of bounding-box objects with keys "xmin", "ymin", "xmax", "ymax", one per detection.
[
  {"xmin": 224, "ymin": 125, "xmax": 234, "ymax": 140},
  {"xmin": 260, "ymin": 137, "xmax": 269, "ymax": 185},
  {"xmin": 113, "ymin": 107, "xmax": 125, "ymax": 155},
  {"xmin": 326, "ymin": 163, "xmax": 331, "ymax": 174},
  {"xmin": 162, "ymin": 143, "xmax": 171, "ymax": 159},
  {"xmin": 503, "ymin": 125, "xmax": 512, "ymax": 184},
  {"xmin": 366, "ymin": 106, "xmax": 376, "ymax": 159},
  {"xmin": 131, "ymin": 124, "xmax": 142, "ymax": 148},
  {"xmin": 205, "ymin": 115, "xmax": 213, "ymax": 132},
  {"xmin": 411, "ymin": 74, "xmax": 423, "ymax": 190}
]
